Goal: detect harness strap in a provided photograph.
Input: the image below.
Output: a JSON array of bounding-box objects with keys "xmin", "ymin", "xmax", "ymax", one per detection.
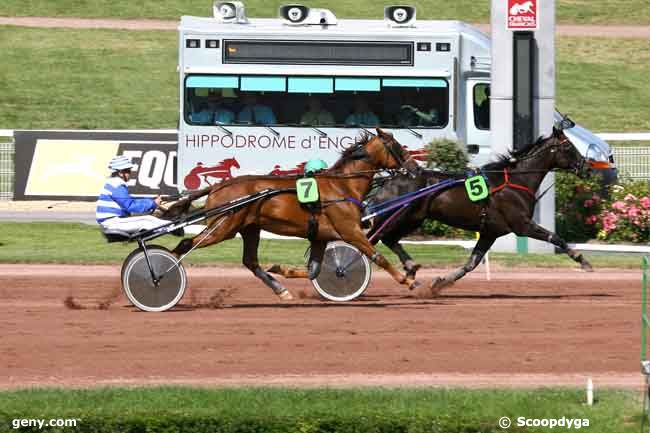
[{"xmin": 489, "ymin": 168, "xmax": 536, "ymax": 198}]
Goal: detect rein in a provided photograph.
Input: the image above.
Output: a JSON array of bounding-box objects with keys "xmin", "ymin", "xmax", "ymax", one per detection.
[{"xmin": 489, "ymin": 168, "xmax": 536, "ymax": 198}]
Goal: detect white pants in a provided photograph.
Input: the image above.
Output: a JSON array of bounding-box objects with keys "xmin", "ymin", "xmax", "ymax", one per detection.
[{"xmin": 100, "ymin": 215, "xmax": 169, "ymax": 234}]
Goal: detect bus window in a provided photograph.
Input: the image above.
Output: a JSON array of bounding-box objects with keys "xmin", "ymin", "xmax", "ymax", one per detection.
[
  {"xmin": 473, "ymin": 83, "xmax": 490, "ymax": 130},
  {"xmin": 381, "ymin": 78, "xmax": 448, "ymax": 128},
  {"xmin": 184, "ymin": 75, "xmax": 449, "ymax": 128}
]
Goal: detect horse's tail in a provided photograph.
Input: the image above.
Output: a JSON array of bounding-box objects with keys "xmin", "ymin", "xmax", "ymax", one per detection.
[{"xmin": 158, "ymin": 186, "xmax": 213, "ymax": 219}]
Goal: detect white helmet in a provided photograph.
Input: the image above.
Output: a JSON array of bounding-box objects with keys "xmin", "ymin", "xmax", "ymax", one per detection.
[{"xmin": 108, "ymin": 155, "xmax": 135, "ymax": 172}]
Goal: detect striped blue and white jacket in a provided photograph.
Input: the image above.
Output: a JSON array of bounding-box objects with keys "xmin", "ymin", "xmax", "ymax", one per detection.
[{"xmin": 96, "ymin": 177, "xmax": 156, "ymax": 223}]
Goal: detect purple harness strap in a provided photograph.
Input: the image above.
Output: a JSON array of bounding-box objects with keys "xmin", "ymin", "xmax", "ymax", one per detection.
[{"xmin": 345, "ymin": 197, "xmax": 364, "ymax": 208}]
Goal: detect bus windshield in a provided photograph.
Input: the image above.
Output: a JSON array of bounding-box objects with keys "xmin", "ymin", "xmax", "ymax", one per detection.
[{"xmin": 185, "ymin": 75, "xmax": 449, "ymax": 129}]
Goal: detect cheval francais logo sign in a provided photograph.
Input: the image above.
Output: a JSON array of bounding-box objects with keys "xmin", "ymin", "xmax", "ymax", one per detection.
[{"xmin": 507, "ymin": 0, "xmax": 538, "ymax": 30}]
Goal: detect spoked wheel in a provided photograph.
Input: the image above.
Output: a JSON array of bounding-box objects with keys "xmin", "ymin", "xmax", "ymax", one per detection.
[
  {"xmin": 311, "ymin": 241, "xmax": 371, "ymax": 302},
  {"xmin": 121, "ymin": 245, "xmax": 187, "ymax": 312}
]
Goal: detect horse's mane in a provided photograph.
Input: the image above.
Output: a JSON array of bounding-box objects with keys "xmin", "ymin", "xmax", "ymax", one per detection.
[
  {"xmin": 329, "ymin": 131, "xmax": 373, "ymax": 170},
  {"xmin": 482, "ymin": 135, "xmax": 547, "ymax": 171}
]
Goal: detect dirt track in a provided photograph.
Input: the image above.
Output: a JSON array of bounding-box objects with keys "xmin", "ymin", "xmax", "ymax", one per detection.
[
  {"xmin": 1, "ymin": 17, "xmax": 649, "ymax": 38},
  {"xmin": 0, "ymin": 264, "xmax": 644, "ymax": 389}
]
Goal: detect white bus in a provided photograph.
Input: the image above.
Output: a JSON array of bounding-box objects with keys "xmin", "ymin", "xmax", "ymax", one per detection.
[{"xmin": 176, "ymin": 2, "xmax": 610, "ymax": 191}]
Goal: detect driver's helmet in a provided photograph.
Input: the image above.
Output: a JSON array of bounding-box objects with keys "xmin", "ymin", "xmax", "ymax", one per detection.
[
  {"xmin": 304, "ymin": 159, "xmax": 328, "ymax": 175},
  {"xmin": 108, "ymin": 155, "xmax": 135, "ymax": 173}
]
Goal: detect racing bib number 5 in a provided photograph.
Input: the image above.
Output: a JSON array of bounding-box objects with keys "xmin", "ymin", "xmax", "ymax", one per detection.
[{"xmin": 464, "ymin": 175, "xmax": 489, "ymax": 202}]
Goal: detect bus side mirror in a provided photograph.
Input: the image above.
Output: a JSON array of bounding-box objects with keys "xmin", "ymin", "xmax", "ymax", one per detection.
[{"xmin": 384, "ymin": 5, "xmax": 416, "ymax": 27}]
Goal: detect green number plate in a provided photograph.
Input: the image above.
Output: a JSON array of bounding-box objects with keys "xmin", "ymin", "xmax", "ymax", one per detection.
[
  {"xmin": 464, "ymin": 175, "xmax": 489, "ymax": 202},
  {"xmin": 296, "ymin": 178, "xmax": 319, "ymax": 203}
]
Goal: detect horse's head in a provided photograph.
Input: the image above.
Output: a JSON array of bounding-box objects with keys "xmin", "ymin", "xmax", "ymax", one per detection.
[
  {"xmin": 547, "ymin": 116, "xmax": 611, "ymax": 178},
  {"xmin": 368, "ymin": 128, "xmax": 420, "ymax": 177},
  {"xmin": 223, "ymin": 157, "xmax": 240, "ymax": 169}
]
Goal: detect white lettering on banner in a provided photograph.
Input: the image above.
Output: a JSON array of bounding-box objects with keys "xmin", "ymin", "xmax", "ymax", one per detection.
[
  {"xmin": 164, "ymin": 151, "xmax": 177, "ymax": 187},
  {"xmin": 139, "ymin": 151, "xmax": 167, "ymax": 189},
  {"xmin": 122, "ymin": 150, "xmax": 142, "ymax": 187}
]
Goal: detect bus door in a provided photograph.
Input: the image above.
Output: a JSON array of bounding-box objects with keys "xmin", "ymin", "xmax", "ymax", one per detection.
[{"xmin": 465, "ymin": 79, "xmax": 490, "ymax": 160}]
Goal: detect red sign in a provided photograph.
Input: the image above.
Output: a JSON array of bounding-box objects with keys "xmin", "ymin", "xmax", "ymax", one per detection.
[{"xmin": 507, "ymin": 0, "xmax": 537, "ymax": 30}]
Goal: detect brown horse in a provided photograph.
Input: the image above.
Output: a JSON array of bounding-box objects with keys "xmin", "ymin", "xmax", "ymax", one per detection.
[
  {"xmin": 268, "ymin": 121, "xmax": 614, "ymax": 295},
  {"xmin": 367, "ymin": 123, "xmax": 613, "ymax": 293},
  {"xmin": 168, "ymin": 129, "xmax": 420, "ymax": 300}
]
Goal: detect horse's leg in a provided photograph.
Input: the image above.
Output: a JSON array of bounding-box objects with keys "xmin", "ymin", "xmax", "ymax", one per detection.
[
  {"xmin": 266, "ymin": 241, "xmax": 327, "ymax": 279},
  {"xmin": 329, "ymin": 220, "xmax": 418, "ymax": 289},
  {"xmin": 172, "ymin": 214, "xmax": 240, "ymax": 257},
  {"xmin": 307, "ymin": 240, "xmax": 327, "ymax": 279},
  {"xmin": 518, "ymin": 221, "xmax": 593, "ymax": 271},
  {"xmin": 266, "ymin": 263, "xmax": 310, "ymax": 278},
  {"xmin": 240, "ymin": 225, "xmax": 293, "ymax": 300},
  {"xmin": 383, "ymin": 239, "xmax": 420, "ymax": 279},
  {"xmin": 431, "ymin": 234, "xmax": 497, "ymax": 294}
]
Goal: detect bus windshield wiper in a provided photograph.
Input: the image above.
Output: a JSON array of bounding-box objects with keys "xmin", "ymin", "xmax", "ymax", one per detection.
[
  {"xmin": 361, "ymin": 127, "xmax": 376, "ymax": 136},
  {"xmin": 216, "ymin": 124, "xmax": 233, "ymax": 136},
  {"xmin": 265, "ymin": 126, "xmax": 280, "ymax": 136},
  {"xmin": 404, "ymin": 126, "xmax": 423, "ymax": 139},
  {"xmin": 311, "ymin": 127, "xmax": 327, "ymax": 137}
]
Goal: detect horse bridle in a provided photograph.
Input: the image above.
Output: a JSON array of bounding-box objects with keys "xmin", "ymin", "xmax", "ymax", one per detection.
[
  {"xmin": 555, "ymin": 135, "xmax": 587, "ymax": 175},
  {"xmin": 507, "ymin": 133, "xmax": 584, "ymax": 176},
  {"xmin": 381, "ymin": 136, "xmax": 419, "ymax": 178}
]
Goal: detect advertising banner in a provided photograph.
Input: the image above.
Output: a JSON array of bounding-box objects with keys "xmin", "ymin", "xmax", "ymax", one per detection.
[{"xmin": 14, "ymin": 131, "xmax": 178, "ymax": 200}]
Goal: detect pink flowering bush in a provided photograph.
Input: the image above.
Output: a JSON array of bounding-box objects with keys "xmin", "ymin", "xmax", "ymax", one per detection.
[
  {"xmin": 595, "ymin": 180, "xmax": 650, "ymax": 243},
  {"xmin": 555, "ymin": 172, "xmax": 603, "ymax": 242}
]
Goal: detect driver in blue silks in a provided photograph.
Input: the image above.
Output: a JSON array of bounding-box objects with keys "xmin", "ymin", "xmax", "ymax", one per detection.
[{"xmin": 96, "ymin": 155, "xmax": 168, "ymax": 234}]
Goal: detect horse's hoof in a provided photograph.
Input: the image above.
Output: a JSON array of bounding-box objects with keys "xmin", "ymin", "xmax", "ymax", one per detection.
[
  {"xmin": 581, "ymin": 263, "xmax": 594, "ymax": 272},
  {"xmin": 409, "ymin": 280, "xmax": 422, "ymax": 291},
  {"xmin": 278, "ymin": 290, "xmax": 294, "ymax": 301},
  {"xmin": 430, "ymin": 277, "xmax": 450, "ymax": 291}
]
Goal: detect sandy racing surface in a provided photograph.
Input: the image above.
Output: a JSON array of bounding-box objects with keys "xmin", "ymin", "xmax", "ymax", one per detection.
[{"xmin": 0, "ymin": 264, "xmax": 644, "ymax": 389}]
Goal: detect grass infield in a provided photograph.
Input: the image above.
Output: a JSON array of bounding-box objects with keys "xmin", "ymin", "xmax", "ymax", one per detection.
[
  {"xmin": 0, "ymin": 386, "xmax": 642, "ymax": 433},
  {"xmin": 0, "ymin": 26, "xmax": 648, "ymax": 132},
  {"xmin": 0, "ymin": 221, "xmax": 643, "ymax": 268},
  {"xmin": 0, "ymin": 0, "xmax": 649, "ymax": 24}
]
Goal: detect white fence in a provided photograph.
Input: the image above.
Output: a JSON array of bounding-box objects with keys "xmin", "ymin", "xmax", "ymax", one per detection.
[
  {"xmin": 0, "ymin": 130, "xmax": 14, "ymax": 200},
  {"xmin": 612, "ymin": 147, "xmax": 650, "ymax": 180}
]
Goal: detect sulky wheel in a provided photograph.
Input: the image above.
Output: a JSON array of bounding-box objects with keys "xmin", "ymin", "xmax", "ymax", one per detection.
[
  {"xmin": 121, "ymin": 245, "xmax": 187, "ymax": 312},
  {"xmin": 311, "ymin": 241, "xmax": 371, "ymax": 302}
]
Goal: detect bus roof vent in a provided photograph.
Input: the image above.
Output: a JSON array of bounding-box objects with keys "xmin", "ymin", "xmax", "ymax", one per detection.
[
  {"xmin": 279, "ymin": 4, "xmax": 338, "ymax": 26},
  {"xmin": 384, "ymin": 5, "xmax": 416, "ymax": 27},
  {"xmin": 213, "ymin": 1, "xmax": 249, "ymax": 24}
]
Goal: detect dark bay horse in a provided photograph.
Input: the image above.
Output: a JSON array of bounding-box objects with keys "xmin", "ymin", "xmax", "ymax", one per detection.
[
  {"xmin": 167, "ymin": 129, "xmax": 420, "ymax": 300},
  {"xmin": 369, "ymin": 124, "xmax": 613, "ymax": 293}
]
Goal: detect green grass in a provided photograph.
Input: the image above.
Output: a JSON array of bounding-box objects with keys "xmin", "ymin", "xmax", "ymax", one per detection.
[
  {"xmin": 556, "ymin": 38, "xmax": 650, "ymax": 132},
  {"xmin": 0, "ymin": 27, "xmax": 647, "ymax": 131},
  {"xmin": 0, "ymin": 27, "xmax": 178, "ymax": 129},
  {"xmin": 0, "ymin": 387, "xmax": 642, "ymax": 433},
  {"xmin": 0, "ymin": 222, "xmax": 643, "ymax": 268},
  {"xmin": 0, "ymin": 0, "xmax": 649, "ymax": 24}
]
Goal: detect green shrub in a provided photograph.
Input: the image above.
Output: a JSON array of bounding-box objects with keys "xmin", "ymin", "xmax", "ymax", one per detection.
[
  {"xmin": 424, "ymin": 138, "xmax": 469, "ymax": 172},
  {"xmin": 555, "ymin": 172, "xmax": 604, "ymax": 242},
  {"xmin": 421, "ymin": 138, "xmax": 472, "ymax": 238},
  {"xmin": 421, "ymin": 219, "xmax": 475, "ymax": 239}
]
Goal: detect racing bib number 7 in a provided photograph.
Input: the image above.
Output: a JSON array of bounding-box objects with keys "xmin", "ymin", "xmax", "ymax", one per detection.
[{"xmin": 296, "ymin": 178, "xmax": 319, "ymax": 203}]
